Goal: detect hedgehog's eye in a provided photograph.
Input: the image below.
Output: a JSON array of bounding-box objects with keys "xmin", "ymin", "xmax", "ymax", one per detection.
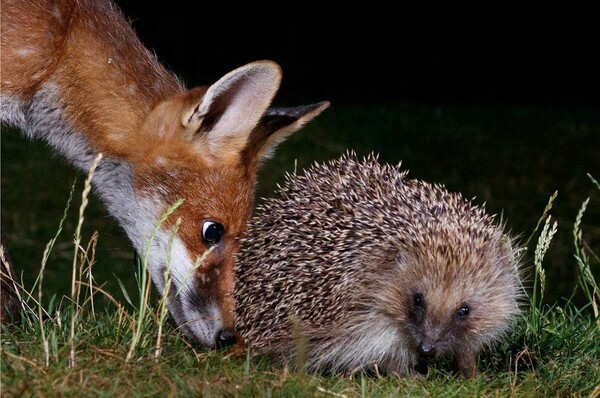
[
  {"xmin": 413, "ymin": 293, "xmax": 425, "ymax": 308},
  {"xmin": 202, "ymin": 221, "xmax": 224, "ymax": 244},
  {"xmin": 456, "ymin": 304, "xmax": 470, "ymax": 318}
]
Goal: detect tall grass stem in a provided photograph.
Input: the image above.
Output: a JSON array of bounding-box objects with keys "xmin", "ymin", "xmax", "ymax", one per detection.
[{"xmin": 69, "ymin": 153, "xmax": 102, "ymax": 368}]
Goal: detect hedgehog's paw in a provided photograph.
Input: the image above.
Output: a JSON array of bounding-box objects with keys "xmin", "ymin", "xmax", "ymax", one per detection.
[
  {"xmin": 453, "ymin": 351, "xmax": 478, "ymax": 378},
  {"xmin": 409, "ymin": 358, "xmax": 429, "ymax": 378},
  {"xmin": 384, "ymin": 360, "xmax": 426, "ymax": 378}
]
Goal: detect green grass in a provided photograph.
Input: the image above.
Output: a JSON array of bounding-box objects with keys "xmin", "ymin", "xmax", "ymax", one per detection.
[{"xmin": 1, "ymin": 103, "xmax": 599, "ymax": 396}]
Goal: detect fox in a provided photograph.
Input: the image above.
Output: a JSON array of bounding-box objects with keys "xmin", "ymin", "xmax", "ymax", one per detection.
[{"xmin": 0, "ymin": 0, "xmax": 329, "ymax": 348}]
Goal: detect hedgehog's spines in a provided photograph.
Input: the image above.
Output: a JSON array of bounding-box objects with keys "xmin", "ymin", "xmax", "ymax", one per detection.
[{"xmin": 235, "ymin": 152, "xmax": 523, "ymax": 377}]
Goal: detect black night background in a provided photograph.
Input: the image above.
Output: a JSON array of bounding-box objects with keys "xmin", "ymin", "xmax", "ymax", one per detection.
[{"xmin": 114, "ymin": 2, "xmax": 599, "ymax": 107}]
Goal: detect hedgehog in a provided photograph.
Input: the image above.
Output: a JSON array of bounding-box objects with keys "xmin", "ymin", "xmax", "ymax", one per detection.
[{"xmin": 234, "ymin": 151, "xmax": 524, "ymax": 377}]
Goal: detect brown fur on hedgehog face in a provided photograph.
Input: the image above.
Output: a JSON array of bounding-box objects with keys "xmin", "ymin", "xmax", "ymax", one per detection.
[{"xmin": 374, "ymin": 228, "xmax": 521, "ymax": 376}]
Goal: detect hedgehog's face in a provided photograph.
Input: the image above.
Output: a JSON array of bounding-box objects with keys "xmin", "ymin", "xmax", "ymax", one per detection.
[
  {"xmin": 379, "ymin": 240, "xmax": 522, "ymax": 373},
  {"xmin": 403, "ymin": 288, "xmax": 478, "ymax": 362}
]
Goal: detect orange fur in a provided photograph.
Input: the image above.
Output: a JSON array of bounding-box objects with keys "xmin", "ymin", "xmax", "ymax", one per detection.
[{"xmin": 1, "ymin": 0, "xmax": 329, "ymax": 347}]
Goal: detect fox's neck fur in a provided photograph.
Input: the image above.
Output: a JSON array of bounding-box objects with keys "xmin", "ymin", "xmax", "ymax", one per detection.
[{"xmin": 0, "ymin": 0, "xmax": 171, "ymax": 269}]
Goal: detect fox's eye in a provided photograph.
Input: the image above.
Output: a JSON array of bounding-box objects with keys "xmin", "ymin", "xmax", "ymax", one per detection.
[
  {"xmin": 202, "ymin": 221, "xmax": 224, "ymax": 244},
  {"xmin": 456, "ymin": 304, "xmax": 470, "ymax": 318}
]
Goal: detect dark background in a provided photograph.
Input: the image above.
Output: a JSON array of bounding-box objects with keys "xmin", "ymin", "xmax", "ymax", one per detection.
[{"xmin": 115, "ymin": 2, "xmax": 600, "ymax": 107}]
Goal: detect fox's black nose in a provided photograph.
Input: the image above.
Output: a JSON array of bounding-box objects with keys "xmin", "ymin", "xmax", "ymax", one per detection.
[
  {"xmin": 418, "ymin": 342, "xmax": 437, "ymax": 358},
  {"xmin": 216, "ymin": 328, "xmax": 237, "ymax": 349}
]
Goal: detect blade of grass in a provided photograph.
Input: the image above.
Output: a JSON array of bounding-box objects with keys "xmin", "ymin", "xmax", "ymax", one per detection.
[
  {"xmin": 115, "ymin": 276, "xmax": 134, "ymax": 307},
  {"xmin": 69, "ymin": 153, "xmax": 102, "ymax": 368},
  {"xmin": 525, "ymin": 190, "xmax": 558, "ymax": 248},
  {"xmin": 37, "ymin": 244, "xmax": 49, "ymax": 367},
  {"xmin": 155, "ymin": 216, "xmax": 182, "ymax": 361},
  {"xmin": 588, "ymin": 173, "xmax": 599, "ymax": 191},
  {"xmin": 572, "ymin": 195, "xmax": 599, "ymax": 323},
  {"xmin": 126, "ymin": 198, "xmax": 183, "ymax": 362},
  {"xmin": 82, "ymin": 231, "xmax": 99, "ymax": 320},
  {"xmin": 529, "ymin": 214, "xmax": 558, "ymax": 345}
]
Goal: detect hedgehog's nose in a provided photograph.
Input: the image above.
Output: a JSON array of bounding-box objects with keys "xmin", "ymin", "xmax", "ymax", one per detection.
[
  {"xmin": 418, "ymin": 342, "xmax": 437, "ymax": 358},
  {"xmin": 216, "ymin": 328, "xmax": 237, "ymax": 349}
]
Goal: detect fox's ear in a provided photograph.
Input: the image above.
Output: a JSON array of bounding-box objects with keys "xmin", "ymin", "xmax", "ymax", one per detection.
[
  {"xmin": 181, "ymin": 60, "xmax": 282, "ymax": 160},
  {"xmin": 243, "ymin": 101, "xmax": 330, "ymax": 164}
]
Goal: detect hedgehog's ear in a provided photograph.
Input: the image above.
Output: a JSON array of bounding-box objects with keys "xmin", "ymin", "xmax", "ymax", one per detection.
[
  {"xmin": 243, "ymin": 101, "xmax": 330, "ymax": 164},
  {"xmin": 395, "ymin": 250, "xmax": 408, "ymax": 270}
]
